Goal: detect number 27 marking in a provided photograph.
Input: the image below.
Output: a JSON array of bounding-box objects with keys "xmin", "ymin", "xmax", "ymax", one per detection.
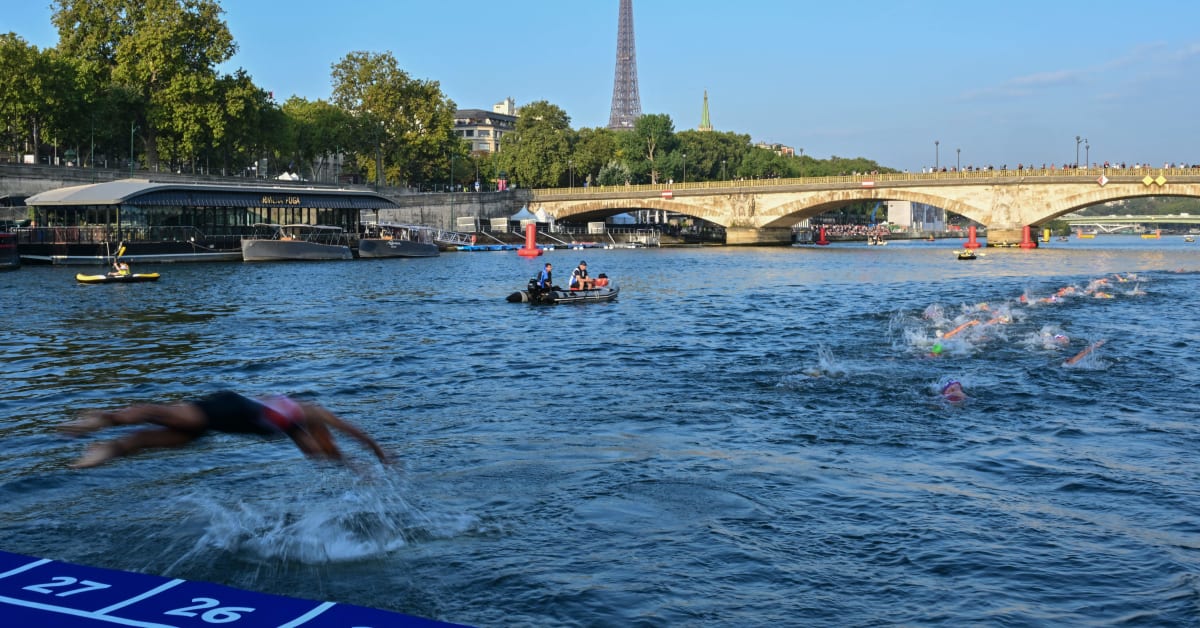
[{"xmin": 23, "ymin": 576, "xmax": 112, "ymax": 597}]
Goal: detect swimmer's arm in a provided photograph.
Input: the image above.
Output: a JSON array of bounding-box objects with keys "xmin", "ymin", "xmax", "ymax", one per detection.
[{"xmin": 308, "ymin": 406, "xmax": 392, "ymax": 464}]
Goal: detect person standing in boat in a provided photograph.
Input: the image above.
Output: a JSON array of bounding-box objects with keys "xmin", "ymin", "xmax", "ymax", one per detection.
[
  {"xmin": 569, "ymin": 260, "xmax": 594, "ymax": 291},
  {"xmin": 61, "ymin": 391, "xmax": 391, "ymax": 469}
]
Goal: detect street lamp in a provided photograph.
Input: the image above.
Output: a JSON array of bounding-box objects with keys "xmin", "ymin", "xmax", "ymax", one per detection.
[
  {"xmin": 129, "ymin": 120, "xmax": 137, "ymax": 176},
  {"xmin": 569, "ymin": 159, "xmax": 573, "ymax": 188},
  {"xmin": 934, "ymin": 140, "xmax": 940, "ymax": 170},
  {"xmin": 956, "ymin": 148, "xmax": 961, "ymax": 171},
  {"xmin": 722, "ymin": 159, "xmax": 727, "ymax": 181},
  {"xmin": 682, "ymin": 153, "xmax": 687, "ymax": 183},
  {"xmin": 1075, "ymin": 135, "xmax": 1082, "ymax": 168},
  {"xmin": 1085, "ymin": 140, "xmax": 1090, "ymax": 168}
]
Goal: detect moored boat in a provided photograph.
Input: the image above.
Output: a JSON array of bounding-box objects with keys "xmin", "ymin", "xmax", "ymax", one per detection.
[
  {"xmin": 76, "ymin": 272, "xmax": 160, "ymax": 284},
  {"xmin": 241, "ymin": 224, "xmax": 353, "ymax": 261},
  {"xmin": 357, "ymin": 223, "xmax": 439, "ymax": 258},
  {"xmin": 0, "ymin": 232, "xmax": 18, "ymax": 270}
]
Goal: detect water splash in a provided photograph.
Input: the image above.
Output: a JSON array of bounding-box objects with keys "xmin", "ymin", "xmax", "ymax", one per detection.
[{"xmin": 175, "ymin": 473, "xmax": 477, "ymax": 565}]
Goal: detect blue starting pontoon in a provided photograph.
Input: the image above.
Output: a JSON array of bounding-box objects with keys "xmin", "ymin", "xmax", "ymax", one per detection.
[{"xmin": 0, "ymin": 550, "xmax": 463, "ymax": 627}]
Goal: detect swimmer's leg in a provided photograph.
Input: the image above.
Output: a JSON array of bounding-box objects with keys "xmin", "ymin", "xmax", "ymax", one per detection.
[
  {"xmin": 63, "ymin": 403, "xmax": 206, "ymax": 436},
  {"xmin": 70, "ymin": 428, "xmax": 200, "ymax": 468}
]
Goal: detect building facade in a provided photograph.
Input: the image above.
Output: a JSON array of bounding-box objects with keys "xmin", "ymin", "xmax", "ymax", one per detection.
[{"xmin": 454, "ymin": 98, "xmax": 518, "ymax": 153}]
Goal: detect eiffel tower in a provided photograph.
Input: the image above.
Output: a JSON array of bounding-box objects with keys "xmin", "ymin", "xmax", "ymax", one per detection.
[{"xmin": 607, "ymin": 0, "xmax": 641, "ymax": 130}]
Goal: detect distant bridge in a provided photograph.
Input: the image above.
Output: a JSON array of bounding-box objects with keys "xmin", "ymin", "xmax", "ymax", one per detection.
[
  {"xmin": 530, "ymin": 168, "xmax": 1200, "ymax": 246},
  {"xmin": 1062, "ymin": 213, "xmax": 1200, "ymax": 233}
]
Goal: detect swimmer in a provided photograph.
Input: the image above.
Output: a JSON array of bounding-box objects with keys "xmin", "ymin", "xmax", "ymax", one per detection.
[
  {"xmin": 1092, "ymin": 291, "xmax": 1114, "ymax": 299},
  {"xmin": 929, "ymin": 342, "xmax": 944, "ymax": 357},
  {"xmin": 941, "ymin": 380, "xmax": 967, "ymax": 403},
  {"xmin": 1064, "ymin": 340, "xmax": 1105, "ymax": 366},
  {"xmin": 61, "ymin": 391, "xmax": 391, "ymax": 469},
  {"xmin": 943, "ymin": 320, "xmax": 979, "ymax": 339}
]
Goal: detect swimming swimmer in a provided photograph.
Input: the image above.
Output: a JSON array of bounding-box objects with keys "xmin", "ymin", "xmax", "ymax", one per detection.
[
  {"xmin": 941, "ymin": 380, "xmax": 967, "ymax": 403},
  {"xmin": 1064, "ymin": 340, "xmax": 1105, "ymax": 366},
  {"xmin": 61, "ymin": 391, "xmax": 391, "ymax": 469}
]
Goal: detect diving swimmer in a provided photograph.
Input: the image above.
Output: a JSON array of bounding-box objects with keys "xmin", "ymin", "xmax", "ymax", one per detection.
[{"xmin": 61, "ymin": 391, "xmax": 391, "ymax": 468}]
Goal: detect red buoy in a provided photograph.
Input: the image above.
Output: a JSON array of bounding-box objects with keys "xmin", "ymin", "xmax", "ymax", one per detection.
[
  {"xmin": 815, "ymin": 225, "xmax": 830, "ymax": 246},
  {"xmin": 1019, "ymin": 224, "xmax": 1038, "ymax": 249},
  {"xmin": 964, "ymin": 225, "xmax": 981, "ymax": 249},
  {"xmin": 517, "ymin": 222, "xmax": 542, "ymax": 257}
]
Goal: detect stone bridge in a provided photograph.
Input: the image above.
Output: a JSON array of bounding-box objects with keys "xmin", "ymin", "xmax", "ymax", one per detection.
[{"xmin": 529, "ymin": 168, "xmax": 1200, "ymax": 245}]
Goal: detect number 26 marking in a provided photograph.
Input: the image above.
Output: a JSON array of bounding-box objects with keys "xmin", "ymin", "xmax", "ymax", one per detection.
[
  {"xmin": 23, "ymin": 576, "xmax": 112, "ymax": 597},
  {"xmin": 166, "ymin": 597, "xmax": 256, "ymax": 623}
]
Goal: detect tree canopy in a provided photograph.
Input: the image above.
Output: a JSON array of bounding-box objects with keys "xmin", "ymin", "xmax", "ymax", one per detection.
[{"xmin": 2, "ymin": 2, "xmax": 898, "ymax": 188}]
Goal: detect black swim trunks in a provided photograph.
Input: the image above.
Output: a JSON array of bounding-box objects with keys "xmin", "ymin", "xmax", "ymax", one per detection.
[{"xmin": 193, "ymin": 391, "xmax": 277, "ymax": 436}]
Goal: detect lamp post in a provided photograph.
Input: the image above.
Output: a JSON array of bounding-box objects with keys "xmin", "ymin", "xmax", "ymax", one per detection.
[
  {"xmin": 1075, "ymin": 135, "xmax": 1082, "ymax": 168},
  {"xmin": 569, "ymin": 159, "xmax": 573, "ymax": 188},
  {"xmin": 129, "ymin": 120, "xmax": 137, "ymax": 176},
  {"xmin": 956, "ymin": 148, "xmax": 960, "ymax": 171},
  {"xmin": 934, "ymin": 140, "xmax": 940, "ymax": 170},
  {"xmin": 1085, "ymin": 140, "xmax": 1090, "ymax": 168},
  {"xmin": 682, "ymin": 153, "xmax": 687, "ymax": 183},
  {"xmin": 722, "ymin": 159, "xmax": 727, "ymax": 181}
]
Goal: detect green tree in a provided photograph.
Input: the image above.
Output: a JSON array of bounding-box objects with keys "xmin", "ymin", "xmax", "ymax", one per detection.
[
  {"xmin": 52, "ymin": 0, "xmax": 236, "ymax": 169},
  {"xmin": 330, "ymin": 50, "xmax": 459, "ymax": 187},
  {"xmin": 495, "ymin": 100, "xmax": 572, "ymax": 188},
  {"xmin": 211, "ymin": 69, "xmax": 274, "ymax": 176},
  {"xmin": 622, "ymin": 113, "xmax": 676, "ymax": 184},
  {"xmin": 281, "ymin": 97, "xmax": 356, "ymax": 182},
  {"xmin": 571, "ymin": 127, "xmax": 619, "ymax": 187},
  {"xmin": 0, "ymin": 34, "xmax": 80, "ymax": 165},
  {"xmin": 675, "ymin": 130, "xmax": 751, "ymax": 182}
]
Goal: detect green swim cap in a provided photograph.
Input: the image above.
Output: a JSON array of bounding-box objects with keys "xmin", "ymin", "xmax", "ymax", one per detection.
[{"xmin": 931, "ymin": 343, "xmax": 943, "ymax": 355}]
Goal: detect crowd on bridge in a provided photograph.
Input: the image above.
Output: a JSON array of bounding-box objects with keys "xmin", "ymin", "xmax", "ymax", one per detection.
[{"xmin": 920, "ymin": 161, "xmax": 1200, "ymax": 174}]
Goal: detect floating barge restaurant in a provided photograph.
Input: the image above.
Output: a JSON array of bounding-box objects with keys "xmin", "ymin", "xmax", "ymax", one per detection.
[{"xmin": 16, "ymin": 179, "xmax": 398, "ymax": 264}]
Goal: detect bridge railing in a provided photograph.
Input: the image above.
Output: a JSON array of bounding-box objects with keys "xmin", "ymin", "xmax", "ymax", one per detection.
[{"xmin": 531, "ymin": 166, "xmax": 1200, "ymax": 198}]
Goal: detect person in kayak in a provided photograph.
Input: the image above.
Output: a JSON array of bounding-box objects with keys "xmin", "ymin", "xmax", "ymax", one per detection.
[{"xmin": 61, "ymin": 391, "xmax": 390, "ymax": 469}]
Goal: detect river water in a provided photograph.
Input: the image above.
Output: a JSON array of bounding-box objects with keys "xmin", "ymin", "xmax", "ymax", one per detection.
[{"xmin": 1, "ymin": 236, "xmax": 1198, "ymax": 626}]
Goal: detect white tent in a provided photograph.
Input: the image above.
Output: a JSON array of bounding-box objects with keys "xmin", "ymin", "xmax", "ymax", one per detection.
[{"xmin": 509, "ymin": 206, "xmax": 537, "ymax": 221}]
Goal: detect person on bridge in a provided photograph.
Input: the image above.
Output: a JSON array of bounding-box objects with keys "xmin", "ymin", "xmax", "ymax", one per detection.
[
  {"xmin": 569, "ymin": 260, "xmax": 594, "ymax": 291},
  {"xmin": 61, "ymin": 391, "xmax": 391, "ymax": 469}
]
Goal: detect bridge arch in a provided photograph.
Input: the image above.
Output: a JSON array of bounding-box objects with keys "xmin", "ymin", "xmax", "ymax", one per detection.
[
  {"xmin": 1039, "ymin": 189, "xmax": 1200, "ymax": 222},
  {"xmin": 757, "ymin": 188, "xmax": 988, "ymax": 229},
  {"xmin": 537, "ymin": 198, "xmax": 725, "ymax": 225}
]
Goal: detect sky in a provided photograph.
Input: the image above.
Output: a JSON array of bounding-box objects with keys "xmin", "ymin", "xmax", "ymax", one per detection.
[{"xmin": 4, "ymin": 0, "xmax": 1200, "ymax": 172}]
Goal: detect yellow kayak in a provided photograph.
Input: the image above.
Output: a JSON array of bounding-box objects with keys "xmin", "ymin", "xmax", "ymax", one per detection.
[{"xmin": 76, "ymin": 272, "xmax": 160, "ymax": 284}]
